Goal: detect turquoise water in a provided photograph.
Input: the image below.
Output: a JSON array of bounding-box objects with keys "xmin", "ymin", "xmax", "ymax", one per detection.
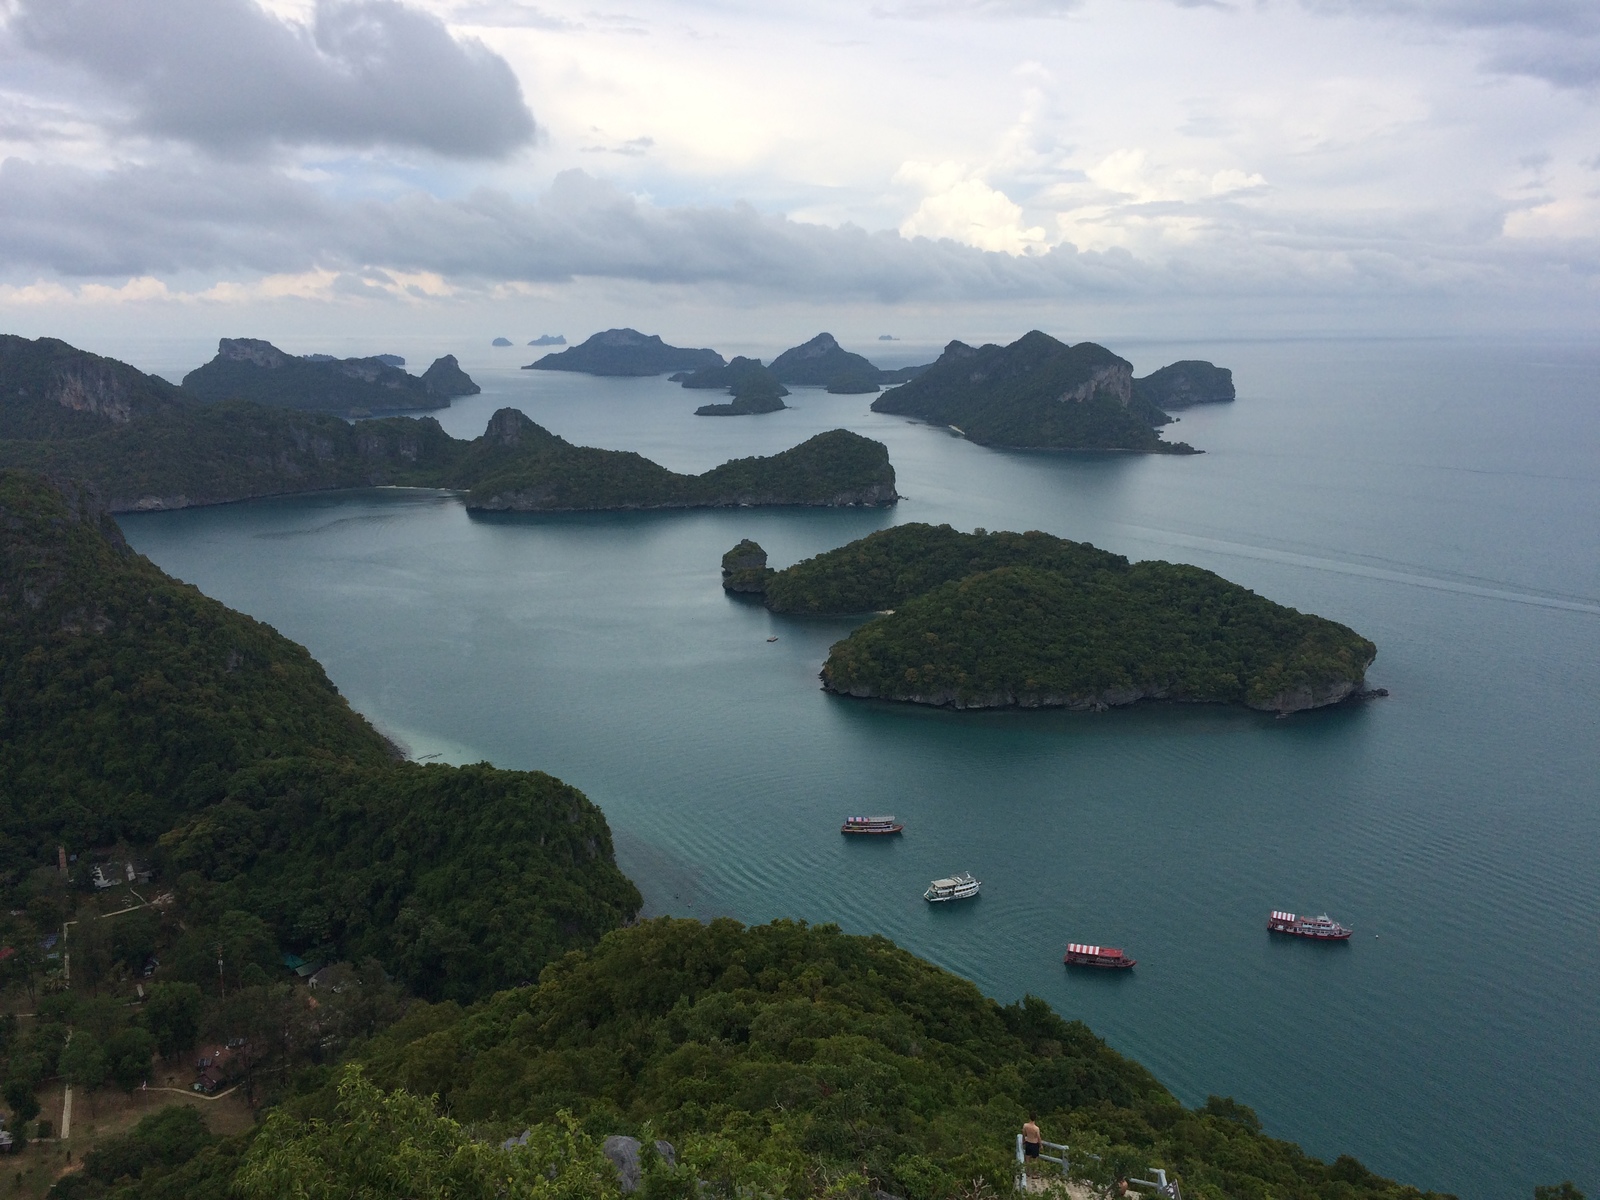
[{"xmin": 120, "ymin": 339, "xmax": 1600, "ymax": 1198}]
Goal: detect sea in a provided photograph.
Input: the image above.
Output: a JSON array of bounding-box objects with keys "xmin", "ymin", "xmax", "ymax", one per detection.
[{"xmin": 114, "ymin": 335, "xmax": 1600, "ymax": 1199}]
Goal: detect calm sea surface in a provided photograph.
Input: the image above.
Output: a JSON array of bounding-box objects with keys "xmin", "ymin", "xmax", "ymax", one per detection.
[{"xmin": 120, "ymin": 338, "xmax": 1600, "ymax": 1198}]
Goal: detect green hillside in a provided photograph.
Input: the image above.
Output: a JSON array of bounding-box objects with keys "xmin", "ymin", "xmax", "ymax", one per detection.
[
  {"xmin": 0, "ymin": 470, "xmax": 639, "ymax": 990},
  {"xmin": 821, "ymin": 563, "xmax": 1376, "ymax": 713},
  {"xmin": 465, "ymin": 417, "xmax": 896, "ymax": 510},
  {"xmin": 303, "ymin": 917, "xmax": 1446, "ymax": 1200},
  {"xmin": 761, "ymin": 523, "xmax": 1125, "ymax": 613}
]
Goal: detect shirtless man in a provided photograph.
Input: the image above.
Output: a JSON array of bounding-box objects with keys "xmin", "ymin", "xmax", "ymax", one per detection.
[{"xmin": 1022, "ymin": 1116, "xmax": 1042, "ymax": 1160}]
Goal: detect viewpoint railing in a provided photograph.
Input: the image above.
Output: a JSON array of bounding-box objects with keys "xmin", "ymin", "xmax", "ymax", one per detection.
[{"xmin": 1013, "ymin": 1135, "xmax": 1180, "ymax": 1199}]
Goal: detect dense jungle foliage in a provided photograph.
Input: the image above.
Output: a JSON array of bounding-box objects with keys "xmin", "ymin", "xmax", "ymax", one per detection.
[
  {"xmin": 236, "ymin": 917, "xmax": 1448, "ymax": 1200},
  {"xmin": 821, "ymin": 563, "xmax": 1375, "ymax": 711},
  {"xmin": 871, "ymin": 332, "xmax": 1191, "ymax": 452},
  {"xmin": 0, "ymin": 334, "xmax": 895, "ymax": 511},
  {"xmin": 760, "ymin": 524, "xmax": 1125, "ymax": 614},
  {"xmin": 0, "ymin": 470, "xmax": 639, "ymax": 992}
]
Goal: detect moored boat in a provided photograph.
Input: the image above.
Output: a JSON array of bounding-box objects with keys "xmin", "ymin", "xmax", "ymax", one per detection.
[
  {"xmin": 841, "ymin": 815, "xmax": 903, "ymax": 835},
  {"xmin": 924, "ymin": 872, "xmax": 980, "ymax": 902},
  {"xmin": 1063, "ymin": 943, "xmax": 1136, "ymax": 969},
  {"xmin": 1268, "ymin": 910, "xmax": 1352, "ymax": 940}
]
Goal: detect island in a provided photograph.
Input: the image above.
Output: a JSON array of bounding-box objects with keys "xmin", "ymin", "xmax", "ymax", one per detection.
[
  {"xmin": 0, "ymin": 335, "xmax": 898, "ymax": 512},
  {"xmin": 721, "ymin": 538, "xmax": 774, "ymax": 592},
  {"xmin": 726, "ymin": 523, "xmax": 1377, "ymax": 714},
  {"xmin": 673, "ymin": 357, "xmax": 789, "ymax": 415},
  {"xmin": 181, "ymin": 338, "xmax": 480, "ymax": 414},
  {"xmin": 528, "ymin": 334, "xmax": 567, "ymax": 346},
  {"xmin": 492, "ymin": 337, "xmax": 514, "ymax": 346},
  {"xmin": 766, "ymin": 332, "xmax": 934, "ymax": 392},
  {"xmin": 870, "ymin": 331, "xmax": 1210, "ymax": 453},
  {"xmin": 523, "ymin": 327, "xmax": 724, "ymax": 376},
  {"xmin": 463, "ymin": 412, "xmax": 896, "ymax": 510},
  {"xmin": 1133, "ymin": 359, "xmax": 1236, "ymax": 408}
]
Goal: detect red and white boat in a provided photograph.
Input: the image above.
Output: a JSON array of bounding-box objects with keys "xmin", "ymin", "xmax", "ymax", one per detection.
[
  {"xmin": 1268, "ymin": 910, "xmax": 1352, "ymax": 940},
  {"xmin": 841, "ymin": 815, "xmax": 903, "ymax": 835},
  {"xmin": 1063, "ymin": 943, "xmax": 1135, "ymax": 969}
]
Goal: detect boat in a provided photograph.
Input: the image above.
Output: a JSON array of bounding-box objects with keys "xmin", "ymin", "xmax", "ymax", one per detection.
[
  {"xmin": 923, "ymin": 872, "xmax": 980, "ymax": 902},
  {"xmin": 1267, "ymin": 910, "xmax": 1352, "ymax": 940},
  {"xmin": 1063, "ymin": 943, "xmax": 1136, "ymax": 969},
  {"xmin": 841, "ymin": 815, "xmax": 903, "ymax": 835}
]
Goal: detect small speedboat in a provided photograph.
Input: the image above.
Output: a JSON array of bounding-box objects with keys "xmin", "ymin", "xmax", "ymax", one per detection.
[{"xmin": 924, "ymin": 872, "xmax": 980, "ymax": 902}]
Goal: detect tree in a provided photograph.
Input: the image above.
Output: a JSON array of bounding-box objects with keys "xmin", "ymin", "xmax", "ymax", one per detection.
[
  {"xmin": 81, "ymin": 1105, "xmax": 214, "ymax": 1185},
  {"xmin": 1535, "ymin": 1185, "xmax": 1585, "ymax": 1200},
  {"xmin": 143, "ymin": 981, "xmax": 203, "ymax": 1058},
  {"xmin": 58, "ymin": 1032, "xmax": 108, "ymax": 1093},
  {"xmin": 2, "ymin": 1078, "xmax": 40, "ymax": 1127},
  {"xmin": 105, "ymin": 1026, "xmax": 157, "ymax": 1092},
  {"xmin": 69, "ymin": 916, "xmax": 115, "ymax": 994},
  {"xmin": 169, "ymin": 910, "xmax": 280, "ymax": 997},
  {"xmin": 235, "ymin": 1066, "xmax": 622, "ymax": 1200},
  {"xmin": 110, "ymin": 907, "xmax": 161, "ymax": 970}
]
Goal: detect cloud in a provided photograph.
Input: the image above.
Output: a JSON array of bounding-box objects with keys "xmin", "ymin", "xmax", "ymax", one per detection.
[
  {"xmin": 1300, "ymin": 0, "xmax": 1600, "ymax": 89},
  {"xmin": 2, "ymin": 158, "xmax": 1596, "ymax": 322},
  {"xmin": 9, "ymin": 0, "xmax": 536, "ymax": 157},
  {"xmin": 896, "ymin": 163, "xmax": 1050, "ymax": 255}
]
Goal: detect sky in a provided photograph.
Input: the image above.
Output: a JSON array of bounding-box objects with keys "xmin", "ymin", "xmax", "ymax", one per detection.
[{"xmin": 1, "ymin": 0, "xmax": 1598, "ymax": 351}]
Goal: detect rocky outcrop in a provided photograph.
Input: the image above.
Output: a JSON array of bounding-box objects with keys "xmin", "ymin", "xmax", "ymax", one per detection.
[
  {"xmin": 721, "ymin": 539, "xmax": 773, "ymax": 592},
  {"xmin": 1133, "ymin": 360, "xmax": 1235, "ymax": 408},
  {"xmin": 602, "ymin": 1136, "xmax": 676, "ymax": 1193},
  {"xmin": 183, "ymin": 339, "xmax": 477, "ymax": 414},
  {"xmin": 421, "ymin": 354, "xmax": 481, "ymax": 398},
  {"xmin": 1, "ymin": 334, "xmax": 189, "ymax": 440},
  {"xmin": 871, "ymin": 332, "xmax": 1198, "ymax": 453}
]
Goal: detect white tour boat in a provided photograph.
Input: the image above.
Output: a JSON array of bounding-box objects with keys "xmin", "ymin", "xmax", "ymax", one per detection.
[{"xmin": 924, "ymin": 872, "xmax": 981, "ymax": 902}]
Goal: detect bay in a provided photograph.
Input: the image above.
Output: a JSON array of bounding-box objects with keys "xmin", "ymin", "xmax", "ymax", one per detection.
[{"xmin": 119, "ymin": 337, "xmax": 1600, "ymax": 1199}]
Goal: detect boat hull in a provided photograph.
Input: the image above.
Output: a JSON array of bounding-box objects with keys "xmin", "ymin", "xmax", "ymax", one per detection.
[
  {"xmin": 1267, "ymin": 911, "xmax": 1352, "ymax": 940},
  {"xmin": 1063, "ymin": 951, "xmax": 1135, "ymax": 969},
  {"xmin": 841, "ymin": 825, "xmax": 903, "ymax": 835},
  {"xmin": 1268, "ymin": 923, "xmax": 1352, "ymax": 940}
]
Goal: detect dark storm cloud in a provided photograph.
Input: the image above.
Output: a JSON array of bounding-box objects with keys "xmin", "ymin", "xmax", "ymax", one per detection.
[
  {"xmin": 3, "ymin": 160, "xmax": 1590, "ymax": 307},
  {"xmin": 9, "ymin": 0, "xmax": 536, "ymax": 157},
  {"xmin": 0, "ymin": 159, "xmax": 1144, "ymax": 299}
]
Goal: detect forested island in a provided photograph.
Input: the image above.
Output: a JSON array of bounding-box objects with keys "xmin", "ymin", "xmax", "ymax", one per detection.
[
  {"xmin": 182, "ymin": 338, "xmax": 479, "ymax": 414},
  {"xmin": 0, "ymin": 470, "xmax": 1464, "ymax": 1200},
  {"xmin": 462, "ymin": 412, "xmax": 896, "ymax": 510},
  {"xmin": 728, "ymin": 524, "xmax": 1376, "ymax": 714},
  {"xmin": 769, "ymin": 332, "xmax": 931, "ymax": 392},
  {"xmin": 0, "ymin": 336, "xmax": 896, "ymax": 512},
  {"xmin": 870, "ymin": 332, "xmax": 1230, "ymax": 453},
  {"xmin": 524, "ymin": 327, "xmax": 724, "ymax": 375},
  {"xmin": 673, "ymin": 356, "xmax": 790, "ymax": 415}
]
